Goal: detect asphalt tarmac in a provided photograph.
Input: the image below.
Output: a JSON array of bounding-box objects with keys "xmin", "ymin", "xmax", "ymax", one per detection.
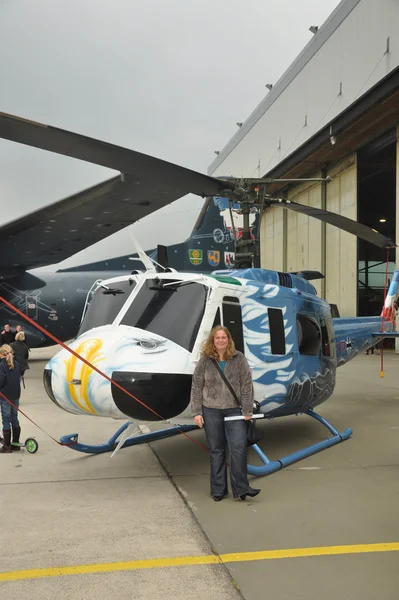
[{"xmin": 1, "ymin": 348, "xmax": 398, "ymax": 599}]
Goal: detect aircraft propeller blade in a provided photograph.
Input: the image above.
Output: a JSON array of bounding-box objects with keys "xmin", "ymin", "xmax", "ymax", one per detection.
[
  {"xmin": 0, "ymin": 112, "xmax": 234, "ymax": 198},
  {"xmin": 267, "ymin": 199, "xmax": 395, "ymax": 249}
]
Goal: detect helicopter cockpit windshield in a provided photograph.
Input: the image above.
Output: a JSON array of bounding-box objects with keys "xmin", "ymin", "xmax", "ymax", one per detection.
[
  {"xmin": 120, "ymin": 278, "xmax": 207, "ymax": 351},
  {"xmin": 78, "ymin": 279, "xmax": 136, "ymax": 335}
]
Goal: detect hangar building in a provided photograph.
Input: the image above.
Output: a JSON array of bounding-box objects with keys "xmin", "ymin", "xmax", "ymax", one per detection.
[{"xmin": 208, "ymin": 0, "xmax": 399, "ymax": 318}]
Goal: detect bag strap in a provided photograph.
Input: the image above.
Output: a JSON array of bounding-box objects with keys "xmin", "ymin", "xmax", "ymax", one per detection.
[{"xmin": 211, "ymin": 359, "xmax": 241, "ymax": 406}]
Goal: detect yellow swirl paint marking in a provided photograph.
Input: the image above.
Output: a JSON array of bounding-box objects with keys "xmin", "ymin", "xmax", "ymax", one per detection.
[{"xmin": 65, "ymin": 339, "xmax": 104, "ymax": 414}]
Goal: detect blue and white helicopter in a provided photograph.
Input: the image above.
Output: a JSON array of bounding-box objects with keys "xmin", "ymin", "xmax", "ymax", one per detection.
[{"xmin": 1, "ymin": 112, "xmax": 398, "ymax": 475}]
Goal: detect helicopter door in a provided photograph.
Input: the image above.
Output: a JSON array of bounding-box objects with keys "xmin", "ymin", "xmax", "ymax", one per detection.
[
  {"xmin": 222, "ymin": 296, "xmax": 244, "ymax": 352},
  {"xmin": 319, "ymin": 314, "xmax": 335, "ymax": 359}
]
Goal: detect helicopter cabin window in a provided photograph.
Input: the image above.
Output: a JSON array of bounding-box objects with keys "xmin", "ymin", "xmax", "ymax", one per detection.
[
  {"xmin": 78, "ymin": 279, "xmax": 135, "ymax": 335},
  {"xmin": 268, "ymin": 308, "xmax": 286, "ymax": 355},
  {"xmin": 120, "ymin": 279, "xmax": 207, "ymax": 352},
  {"xmin": 297, "ymin": 314, "xmax": 321, "ymax": 356},
  {"xmin": 222, "ymin": 296, "xmax": 244, "ymax": 353}
]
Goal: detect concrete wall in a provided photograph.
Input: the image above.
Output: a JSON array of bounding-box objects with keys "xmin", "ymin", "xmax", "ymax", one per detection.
[
  {"xmin": 260, "ymin": 155, "xmax": 358, "ymax": 315},
  {"xmin": 260, "ymin": 208, "xmax": 285, "ymax": 272},
  {"xmin": 325, "ymin": 156, "xmax": 357, "ymax": 316},
  {"xmin": 286, "ymin": 177, "xmax": 324, "ymax": 297}
]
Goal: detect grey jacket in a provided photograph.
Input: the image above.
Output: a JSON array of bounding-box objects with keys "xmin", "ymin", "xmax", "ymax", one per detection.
[{"xmin": 190, "ymin": 351, "xmax": 254, "ymax": 417}]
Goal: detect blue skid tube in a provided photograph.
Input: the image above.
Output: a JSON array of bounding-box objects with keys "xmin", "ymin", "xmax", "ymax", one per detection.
[
  {"xmin": 247, "ymin": 409, "xmax": 352, "ymax": 476},
  {"xmin": 60, "ymin": 423, "xmax": 198, "ymax": 454},
  {"xmin": 60, "ymin": 410, "xmax": 352, "ymax": 478}
]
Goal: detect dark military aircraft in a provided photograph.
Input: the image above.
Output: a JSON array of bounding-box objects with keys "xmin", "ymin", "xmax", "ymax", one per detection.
[{"xmin": 0, "ymin": 167, "xmax": 256, "ymax": 347}]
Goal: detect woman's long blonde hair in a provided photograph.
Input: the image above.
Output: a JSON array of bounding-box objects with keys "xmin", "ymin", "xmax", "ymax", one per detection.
[
  {"xmin": 201, "ymin": 326, "xmax": 235, "ymax": 360},
  {"xmin": 0, "ymin": 344, "xmax": 14, "ymax": 369}
]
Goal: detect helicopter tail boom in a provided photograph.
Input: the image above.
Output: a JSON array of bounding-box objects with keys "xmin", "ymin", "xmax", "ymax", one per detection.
[{"xmin": 333, "ymin": 316, "xmax": 394, "ymax": 366}]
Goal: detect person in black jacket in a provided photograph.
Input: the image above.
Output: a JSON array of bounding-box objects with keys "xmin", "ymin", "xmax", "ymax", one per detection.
[
  {"xmin": 0, "ymin": 344, "xmax": 21, "ymax": 453},
  {"xmin": 0, "ymin": 324, "xmax": 15, "ymax": 346},
  {"xmin": 11, "ymin": 332, "xmax": 30, "ymax": 377}
]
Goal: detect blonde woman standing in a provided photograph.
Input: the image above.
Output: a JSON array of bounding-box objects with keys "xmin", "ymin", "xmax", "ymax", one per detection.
[
  {"xmin": 11, "ymin": 331, "xmax": 30, "ymax": 377},
  {"xmin": 190, "ymin": 326, "xmax": 261, "ymax": 502},
  {"xmin": 0, "ymin": 345, "xmax": 21, "ymax": 453}
]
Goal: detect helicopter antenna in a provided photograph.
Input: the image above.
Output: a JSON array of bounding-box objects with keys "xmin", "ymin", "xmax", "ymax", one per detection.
[
  {"xmin": 128, "ymin": 231, "xmax": 156, "ymax": 272},
  {"xmin": 129, "ymin": 256, "xmax": 166, "ymax": 271}
]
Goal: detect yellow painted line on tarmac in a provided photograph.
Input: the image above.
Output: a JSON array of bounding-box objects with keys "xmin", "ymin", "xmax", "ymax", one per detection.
[
  {"xmin": 1, "ymin": 542, "xmax": 398, "ymax": 583},
  {"xmin": 221, "ymin": 542, "xmax": 399, "ymax": 563}
]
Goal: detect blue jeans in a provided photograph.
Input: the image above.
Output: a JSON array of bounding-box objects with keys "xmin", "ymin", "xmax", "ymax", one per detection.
[
  {"xmin": 202, "ymin": 406, "xmax": 250, "ymax": 498},
  {"xmin": 1, "ymin": 398, "xmax": 20, "ymax": 431}
]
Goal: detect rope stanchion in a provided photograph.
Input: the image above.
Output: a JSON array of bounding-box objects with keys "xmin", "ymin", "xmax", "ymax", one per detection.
[{"xmin": 0, "ymin": 295, "xmax": 209, "ymax": 454}]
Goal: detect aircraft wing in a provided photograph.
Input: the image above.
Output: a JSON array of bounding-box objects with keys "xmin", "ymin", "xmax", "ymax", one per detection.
[
  {"xmin": 0, "ymin": 174, "xmax": 198, "ymax": 272},
  {"xmin": 0, "ymin": 111, "xmax": 235, "ymax": 272}
]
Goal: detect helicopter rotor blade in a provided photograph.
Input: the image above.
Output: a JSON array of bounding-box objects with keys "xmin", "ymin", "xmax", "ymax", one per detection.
[
  {"xmin": 1, "ymin": 112, "xmax": 393, "ymax": 250},
  {"xmin": 0, "ymin": 112, "xmax": 234, "ymax": 198},
  {"xmin": 267, "ymin": 199, "xmax": 395, "ymax": 249}
]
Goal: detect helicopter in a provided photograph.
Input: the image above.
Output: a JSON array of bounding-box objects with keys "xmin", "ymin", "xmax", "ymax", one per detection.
[{"xmin": 1, "ymin": 111, "xmax": 398, "ymax": 475}]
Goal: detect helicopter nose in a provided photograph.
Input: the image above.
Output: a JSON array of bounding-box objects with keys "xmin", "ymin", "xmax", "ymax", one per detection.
[{"xmin": 44, "ymin": 325, "xmax": 194, "ymax": 420}]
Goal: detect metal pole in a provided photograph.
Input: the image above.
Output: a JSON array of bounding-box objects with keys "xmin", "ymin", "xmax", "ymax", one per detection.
[{"xmin": 321, "ymin": 168, "xmax": 327, "ymax": 299}]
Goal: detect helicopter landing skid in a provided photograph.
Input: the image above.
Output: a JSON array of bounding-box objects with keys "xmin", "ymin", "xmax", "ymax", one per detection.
[
  {"xmin": 247, "ymin": 409, "xmax": 352, "ymax": 476},
  {"xmin": 59, "ymin": 422, "xmax": 198, "ymax": 455}
]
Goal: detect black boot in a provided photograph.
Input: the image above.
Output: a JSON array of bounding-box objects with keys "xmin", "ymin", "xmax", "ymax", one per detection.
[
  {"xmin": 0, "ymin": 430, "xmax": 12, "ymax": 453},
  {"xmin": 11, "ymin": 426, "xmax": 21, "ymax": 451},
  {"xmin": 240, "ymin": 488, "xmax": 261, "ymax": 501}
]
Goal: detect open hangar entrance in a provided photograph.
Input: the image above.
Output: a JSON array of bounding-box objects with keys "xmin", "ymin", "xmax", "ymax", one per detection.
[
  {"xmin": 357, "ymin": 130, "xmax": 397, "ymax": 317},
  {"xmin": 257, "ymin": 68, "xmax": 399, "ymax": 318}
]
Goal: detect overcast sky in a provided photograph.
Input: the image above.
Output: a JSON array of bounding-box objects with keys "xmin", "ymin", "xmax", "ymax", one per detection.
[{"xmin": 0, "ymin": 0, "xmax": 340, "ymax": 269}]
